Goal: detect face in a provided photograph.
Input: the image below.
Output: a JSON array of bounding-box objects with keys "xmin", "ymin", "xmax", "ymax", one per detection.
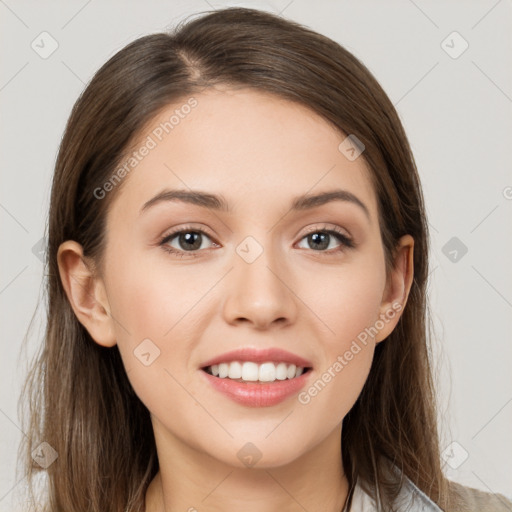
[{"xmin": 61, "ymin": 86, "xmax": 412, "ymax": 470}]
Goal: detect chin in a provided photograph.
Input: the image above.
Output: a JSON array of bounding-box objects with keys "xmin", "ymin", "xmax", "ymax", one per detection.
[{"xmin": 208, "ymin": 436, "xmax": 311, "ymax": 471}]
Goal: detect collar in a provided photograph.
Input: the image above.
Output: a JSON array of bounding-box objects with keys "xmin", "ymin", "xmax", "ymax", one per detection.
[{"xmin": 342, "ymin": 470, "xmax": 443, "ymax": 512}]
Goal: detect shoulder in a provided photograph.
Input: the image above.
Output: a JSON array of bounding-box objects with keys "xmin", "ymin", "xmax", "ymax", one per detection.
[
  {"xmin": 445, "ymin": 479, "xmax": 512, "ymax": 512},
  {"xmin": 402, "ymin": 476, "xmax": 512, "ymax": 512},
  {"xmin": 348, "ymin": 473, "xmax": 512, "ymax": 512}
]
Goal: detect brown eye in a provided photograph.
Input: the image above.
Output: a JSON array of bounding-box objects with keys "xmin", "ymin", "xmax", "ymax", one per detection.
[
  {"xmin": 160, "ymin": 227, "xmax": 217, "ymax": 258},
  {"xmin": 297, "ymin": 227, "xmax": 354, "ymax": 254}
]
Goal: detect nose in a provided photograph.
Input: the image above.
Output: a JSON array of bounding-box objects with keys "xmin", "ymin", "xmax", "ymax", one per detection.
[{"xmin": 222, "ymin": 240, "xmax": 298, "ymax": 330}]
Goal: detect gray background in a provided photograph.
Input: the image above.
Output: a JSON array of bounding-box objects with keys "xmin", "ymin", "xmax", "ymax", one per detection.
[{"xmin": 1, "ymin": 0, "xmax": 511, "ymax": 509}]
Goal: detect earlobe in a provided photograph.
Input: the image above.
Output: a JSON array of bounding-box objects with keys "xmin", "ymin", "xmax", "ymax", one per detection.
[
  {"xmin": 375, "ymin": 235, "xmax": 414, "ymax": 343},
  {"xmin": 57, "ymin": 240, "xmax": 117, "ymax": 347}
]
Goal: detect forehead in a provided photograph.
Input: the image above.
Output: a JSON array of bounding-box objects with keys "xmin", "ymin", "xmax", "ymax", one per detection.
[{"xmin": 108, "ymin": 87, "xmax": 378, "ymax": 222}]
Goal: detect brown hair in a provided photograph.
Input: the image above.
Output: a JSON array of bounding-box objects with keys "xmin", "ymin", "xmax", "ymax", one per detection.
[{"xmin": 19, "ymin": 7, "xmax": 452, "ymax": 511}]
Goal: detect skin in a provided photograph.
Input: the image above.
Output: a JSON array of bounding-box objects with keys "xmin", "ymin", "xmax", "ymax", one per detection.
[{"xmin": 58, "ymin": 86, "xmax": 414, "ymax": 512}]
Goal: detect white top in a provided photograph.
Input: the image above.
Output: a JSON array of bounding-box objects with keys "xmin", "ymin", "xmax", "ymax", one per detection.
[{"xmin": 342, "ymin": 473, "xmax": 443, "ymax": 512}]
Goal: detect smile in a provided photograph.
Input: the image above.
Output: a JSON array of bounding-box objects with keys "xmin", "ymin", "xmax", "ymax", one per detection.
[
  {"xmin": 199, "ymin": 347, "xmax": 314, "ymax": 407},
  {"xmin": 203, "ymin": 361, "xmax": 310, "ymax": 383}
]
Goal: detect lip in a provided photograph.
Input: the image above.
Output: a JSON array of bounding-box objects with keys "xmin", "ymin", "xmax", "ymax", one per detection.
[
  {"xmin": 200, "ymin": 368, "xmax": 313, "ymax": 407},
  {"xmin": 200, "ymin": 347, "xmax": 313, "ymax": 369}
]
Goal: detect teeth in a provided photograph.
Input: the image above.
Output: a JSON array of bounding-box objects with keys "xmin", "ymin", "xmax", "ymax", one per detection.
[
  {"xmin": 242, "ymin": 362, "xmax": 259, "ymax": 382},
  {"xmin": 218, "ymin": 363, "xmax": 228, "ymax": 378},
  {"xmin": 228, "ymin": 361, "xmax": 242, "ymax": 379},
  {"xmin": 258, "ymin": 362, "xmax": 276, "ymax": 382},
  {"xmin": 275, "ymin": 362, "xmax": 288, "ymax": 380},
  {"xmin": 207, "ymin": 361, "xmax": 307, "ymax": 382}
]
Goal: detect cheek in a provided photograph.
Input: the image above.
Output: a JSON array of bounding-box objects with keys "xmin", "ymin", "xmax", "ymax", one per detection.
[
  {"xmin": 296, "ymin": 249, "xmax": 387, "ymax": 348},
  {"xmin": 105, "ymin": 247, "xmax": 212, "ymax": 344},
  {"xmin": 102, "ymin": 255, "xmax": 204, "ymax": 407},
  {"xmin": 295, "ymin": 283, "xmax": 380, "ymax": 447},
  {"xmin": 293, "ymin": 251, "xmax": 385, "ymax": 417}
]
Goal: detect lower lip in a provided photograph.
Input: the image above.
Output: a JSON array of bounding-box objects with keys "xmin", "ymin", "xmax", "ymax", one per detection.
[{"xmin": 201, "ymin": 369, "xmax": 312, "ymax": 407}]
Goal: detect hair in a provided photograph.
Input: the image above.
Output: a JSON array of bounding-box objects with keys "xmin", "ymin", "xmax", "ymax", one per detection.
[{"xmin": 18, "ymin": 7, "xmax": 455, "ymax": 512}]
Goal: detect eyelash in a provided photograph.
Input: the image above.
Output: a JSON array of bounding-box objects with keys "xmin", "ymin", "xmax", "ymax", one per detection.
[{"xmin": 159, "ymin": 224, "xmax": 355, "ymax": 258}]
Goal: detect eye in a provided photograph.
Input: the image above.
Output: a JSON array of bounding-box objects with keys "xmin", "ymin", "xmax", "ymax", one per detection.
[
  {"xmin": 296, "ymin": 225, "xmax": 354, "ymax": 255},
  {"xmin": 159, "ymin": 224, "xmax": 355, "ymax": 258},
  {"xmin": 159, "ymin": 226, "xmax": 217, "ymax": 258}
]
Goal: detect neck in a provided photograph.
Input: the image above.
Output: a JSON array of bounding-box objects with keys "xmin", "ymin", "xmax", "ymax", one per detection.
[{"xmin": 145, "ymin": 422, "xmax": 349, "ymax": 512}]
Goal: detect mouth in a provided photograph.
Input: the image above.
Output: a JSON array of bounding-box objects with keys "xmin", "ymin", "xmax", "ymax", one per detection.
[
  {"xmin": 199, "ymin": 347, "xmax": 314, "ymax": 406},
  {"xmin": 202, "ymin": 361, "xmax": 312, "ymax": 383}
]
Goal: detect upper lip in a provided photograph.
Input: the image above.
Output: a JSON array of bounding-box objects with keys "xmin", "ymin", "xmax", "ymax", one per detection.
[{"xmin": 200, "ymin": 347, "xmax": 313, "ymax": 369}]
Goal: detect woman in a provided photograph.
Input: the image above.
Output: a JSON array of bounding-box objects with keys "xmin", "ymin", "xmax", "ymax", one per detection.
[{"xmin": 19, "ymin": 7, "xmax": 512, "ymax": 512}]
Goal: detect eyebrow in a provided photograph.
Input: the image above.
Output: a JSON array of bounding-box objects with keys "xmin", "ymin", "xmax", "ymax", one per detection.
[{"xmin": 140, "ymin": 188, "xmax": 370, "ymax": 220}]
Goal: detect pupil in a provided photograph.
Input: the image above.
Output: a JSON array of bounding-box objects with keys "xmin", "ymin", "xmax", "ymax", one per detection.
[
  {"xmin": 310, "ymin": 233, "xmax": 328, "ymax": 250},
  {"xmin": 181, "ymin": 232, "xmax": 201, "ymax": 250}
]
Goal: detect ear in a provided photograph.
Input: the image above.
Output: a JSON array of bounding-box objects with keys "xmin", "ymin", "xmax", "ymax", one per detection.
[
  {"xmin": 374, "ymin": 234, "xmax": 414, "ymax": 343},
  {"xmin": 57, "ymin": 240, "xmax": 117, "ymax": 347}
]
